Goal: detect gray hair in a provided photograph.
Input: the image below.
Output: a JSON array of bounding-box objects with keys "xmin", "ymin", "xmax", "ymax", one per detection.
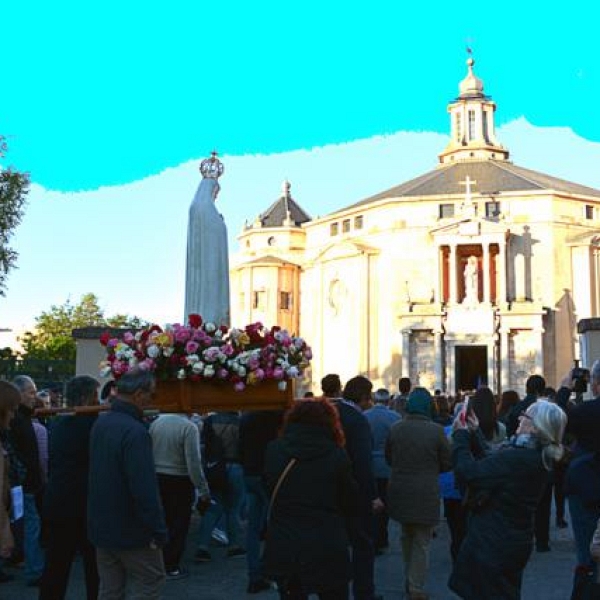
[
  {"xmin": 65, "ymin": 376, "xmax": 99, "ymax": 408},
  {"xmin": 373, "ymin": 388, "xmax": 391, "ymax": 403},
  {"xmin": 527, "ymin": 399, "xmax": 567, "ymax": 470},
  {"xmin": 591, "ymin": 360, "xmax": 600, "ymax": 385},
  {"xmin": 12, "ymin": 375, "xmax": 35, "ymax": 392},
  {"xmin": 115, "ymin": 369, "xmax": 155, "ymax": 396}
]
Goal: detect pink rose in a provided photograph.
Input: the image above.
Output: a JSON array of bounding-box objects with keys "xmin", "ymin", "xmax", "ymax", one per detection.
[
  {"xmin": 234, "ymin": 381, "xmax": 246, "ymax": 392},
  {"xmin": 273, "ymin": 367, "xmax": 284, "ymax": 380},
  {"xmin": 217, "ymin": 368, "xmax": 229, "ymax": 379},
  {"xmin": 186, "ymin": 341, "xmax": 200, "ymax": 354},
  {"xmin": 139, "ymin": 358, "xmax": 155, "ymax": 371},
  {"xmin": 247, "ymin": 356, "xmax": 260, "ymax": 370},
  {"xmin": 175, "ymin": 328, "xmax": 192, "ymax": 343},
  {"xmin": 123, "ymin": 331, "xmax": 135, "ymax": 344}
]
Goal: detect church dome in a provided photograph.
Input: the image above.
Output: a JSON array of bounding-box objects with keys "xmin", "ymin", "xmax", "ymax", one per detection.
[
  {"xmin": 459, "ymin": 57, "xmax": 484, "ymax": 98},
  {"xmin": 256, "ymin": 180, "xmax": 312, "ymax": 228}
]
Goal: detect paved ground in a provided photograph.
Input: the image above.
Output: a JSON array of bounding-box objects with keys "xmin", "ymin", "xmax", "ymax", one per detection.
[{"xmin": 2, "ymin": 512, "xmax": 577, "ymax": 599}]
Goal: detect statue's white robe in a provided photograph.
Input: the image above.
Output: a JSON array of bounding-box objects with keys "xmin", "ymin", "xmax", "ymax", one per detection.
[{"xmin": 184, "ymin": 178, "xmax": 230, "ymax": 325}]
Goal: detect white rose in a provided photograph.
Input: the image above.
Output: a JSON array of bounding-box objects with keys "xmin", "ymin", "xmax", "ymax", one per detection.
[
  {"xmin": 215, "ymin": 330, "xmax": 223, "ymax": 339},
  {"xmin": 286, "ymin": 366, "xmax": 300, "ymax": 378},
  {"xmin": 205, "ymin": 322, "xmax": 216, "ymax": 333},
  {"xmin": 186, "ymin": 354, "xmax": 199, "ymax": 366},
  {"xmin": 237, "ymin": 366, "xmax": 247, "ymax": 377},
  {"xmin": 192, "ymin": 361, "xmax": 205, "ymax": 374},
  {"xmin": 177, "ymin": 369, "xmax": 186, "ymax": 380},
  {"xmin": 204, "ymin": 365, "xmax": 215, "ymax": 378},
  {"xmin": 147, "ymin": 344, "xmax": 160, "ymax": 359}
]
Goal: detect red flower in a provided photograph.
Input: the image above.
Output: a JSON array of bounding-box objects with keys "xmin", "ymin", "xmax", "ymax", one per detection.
[
  {"xmin": 188, "ymin": 314, "xmax": 203, "ymax": 328},
  {"xmin": 219, "ymin": 324, "xmax": 228, "ymax": 334},
  {"xmin": 99, "ymin": 332, "xmax": 111, "ymax": 346}
]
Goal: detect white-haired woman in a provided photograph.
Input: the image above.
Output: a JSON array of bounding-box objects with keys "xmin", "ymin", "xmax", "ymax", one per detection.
[{"xmin": 449, "ymin": 399, "xmax": 567, "ymax": 600}]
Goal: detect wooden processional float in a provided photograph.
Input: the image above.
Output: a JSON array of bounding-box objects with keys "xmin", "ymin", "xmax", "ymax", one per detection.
[
  {"xmin": 35, "ymin": 378, "xmax": 295, "ymax": 418},
  {"xmin": 37, "ymin": 319, "xmax": 305, "ymax": 417}
]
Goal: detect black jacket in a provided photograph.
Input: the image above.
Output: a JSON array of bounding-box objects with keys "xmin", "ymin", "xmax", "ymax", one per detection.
[
  {"xmin": 263, "ymin": 422, "xmax": 357, "ymax": 592},
  {"xmin": 43, "ymin": 414, "xmax": 96, "ymax": 523},
  {"xmin": 449, "ymin": 430, "xmax": 548, "ymax": 600},
  {"xmin": 505, "ymin": 393, "xmax": 538, "ymax": 438},
  {"xmin": 566, "ymin": 396, "xmax": 600, "ymax": 453},
  {"xmin": 9, "ymin": 404, "xmax": 42, "ymax": 494},
  {"xmin": 239, "ymin": 410, "xmax": 283, "ymax": 477},
  {"xmin": 87, "ymin": 400, "xmax": 167, "ymax": 549},
  {"xmin": 334, "ymin": 400, "xmax": 377, "ymax": 509}
]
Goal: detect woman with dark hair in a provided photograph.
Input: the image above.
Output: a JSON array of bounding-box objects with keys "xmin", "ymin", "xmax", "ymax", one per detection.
[
  {"xmin": 471, "ymin": 387, "xmax": 506, "ymax": 447},
  {"xmin": 263, "ymin": 399, "xmax": 357, "ymax": 600},
  {"xmin": 497, "ymin": 390, "xmax": 520, "ymax": 425}
]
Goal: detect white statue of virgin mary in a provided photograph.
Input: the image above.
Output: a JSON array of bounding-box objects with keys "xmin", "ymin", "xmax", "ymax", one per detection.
[{"xmin": 184, "ymin": 153, "xmax": 230, "ymax": 326}]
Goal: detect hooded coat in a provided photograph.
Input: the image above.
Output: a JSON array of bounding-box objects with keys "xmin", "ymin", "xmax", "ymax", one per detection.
[
  {"xmin": 385, "ymin": 414, "xmax": 452, "ymax": 525},
  {"xmin": 263, "ymin": 422, "xmax": 357, "ymax": 592}
]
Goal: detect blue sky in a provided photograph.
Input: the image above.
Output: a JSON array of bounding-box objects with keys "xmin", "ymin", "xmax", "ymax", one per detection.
[
  {"xmin": 1, "ymin": 1, "xmax": 600, "ymax": 337},
  {"xmin": 2, "ymin": 1, "xmax": 599, "ymax": 190}
]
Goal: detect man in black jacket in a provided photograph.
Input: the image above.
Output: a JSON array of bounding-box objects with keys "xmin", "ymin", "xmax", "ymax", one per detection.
[
  {"xmin": 10, "ymin": 375, "xmax": 45, "ymax": 585},
  {"xmin": 40, "ymin": 375, "xmax": 100, "ymax": 600},
  {"xmin": 239, "ymin": 409, "xmax": 283, "ymax": 593},
  {"xmin": 331, "ymin": 375, "xmax": 383, "ymax": 600},
  {"xmin": 505, "ymin": 374, "xmax": 546, "ymax": 438},
  {"xmin": 88, "ymin": 369, "xmax": 167, "ymax": 599}
]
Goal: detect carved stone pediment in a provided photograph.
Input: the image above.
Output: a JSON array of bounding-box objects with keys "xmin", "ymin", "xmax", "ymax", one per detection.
[
  {"xmin": 430, "ymin": 217, "xmax": 509, "ymax": 243},
  {"xmin": 308, "ymin": 240, "xmax": 379, "ymax": 266}
]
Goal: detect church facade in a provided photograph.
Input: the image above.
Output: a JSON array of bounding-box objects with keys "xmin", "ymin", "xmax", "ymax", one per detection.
[{"xmin": 230, "ymin": 59, "xmax": 600, "ymax": 395}]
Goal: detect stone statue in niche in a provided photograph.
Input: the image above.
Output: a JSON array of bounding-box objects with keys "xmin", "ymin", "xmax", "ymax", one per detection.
[{"xmin": 463, "ymin": 255, "xmax": 479, "ymax": 305}]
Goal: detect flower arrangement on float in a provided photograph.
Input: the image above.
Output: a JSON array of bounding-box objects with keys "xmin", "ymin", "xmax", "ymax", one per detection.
[{"xmin": 99, "ymin": 314, "xmax": 312, "ymax": 392}]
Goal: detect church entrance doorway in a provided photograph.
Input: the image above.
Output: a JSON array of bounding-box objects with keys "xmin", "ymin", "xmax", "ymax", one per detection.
[{"xmin": 455, "ymin": 345, "xmax": 487, "ymax": 391}]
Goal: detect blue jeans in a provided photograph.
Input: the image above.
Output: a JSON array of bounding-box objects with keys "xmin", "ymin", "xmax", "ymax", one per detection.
[
  {"xmin": 198, "ymin": 463, "xmax": 245, "ymax": 549},
  {"xmin": 568, "ymin": 494, "xmax": 600, "ymax": 566},
  {"xmin": 24, "ymin": 493, "xmax": 44, "ymax": 581},
  {"xmin": 244, "ymin": 475, "xmax": 268, "ymax": 583}
]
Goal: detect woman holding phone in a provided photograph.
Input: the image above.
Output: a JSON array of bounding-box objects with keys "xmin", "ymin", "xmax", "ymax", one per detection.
[{"xmin": 449, "ymin": 399, "xmax": 566, "ymax": 599}]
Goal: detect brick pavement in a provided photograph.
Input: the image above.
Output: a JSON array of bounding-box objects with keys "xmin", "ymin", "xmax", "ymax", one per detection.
[{"xmin": 2, "ymin": 513, "xmax": 577, "ymax": 599}]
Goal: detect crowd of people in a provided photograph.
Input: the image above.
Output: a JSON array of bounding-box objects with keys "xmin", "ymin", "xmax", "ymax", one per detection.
[{"xmin": 0, "ymin": 363, "xmax": 599, "ymax": 599}]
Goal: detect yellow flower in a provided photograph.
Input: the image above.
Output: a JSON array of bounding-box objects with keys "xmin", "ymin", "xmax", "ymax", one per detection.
[
  {"xmin": 154, "ymin": 333, "xmax": 173, "ymax": 347},
  {"xmin": 238, "ymin": 332, "xmax": 250, "ymax": 346}
]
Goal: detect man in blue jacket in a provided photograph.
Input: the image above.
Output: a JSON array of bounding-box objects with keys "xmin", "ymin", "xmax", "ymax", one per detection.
[
  {"xmin": 364, "ymin": 388, "xmax": 400, "ymax": 554},
  {"xmin": 88, "ymin": 369, "xmax": 167, "ymax": 599}
]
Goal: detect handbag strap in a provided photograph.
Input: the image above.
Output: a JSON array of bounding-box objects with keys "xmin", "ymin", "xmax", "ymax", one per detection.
[{"xmin": 267, "ymin": 458, "xmax": 297, "ymax": 522}]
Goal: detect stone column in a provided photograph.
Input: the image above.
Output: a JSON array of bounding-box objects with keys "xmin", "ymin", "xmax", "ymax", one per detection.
[
  {"xmin": 446, "ymin": 342, "xmax": 455, "ymax": 395},
  {"xmin": 498, "ymin": 239, "xmax": 507, "ymax": 305},
  {"xmin": 533, "ymin": 328, "xmax": 544, "ymax": 375},
  {"xmin": 483, "ymin": 243, "xmax": 491, "ymax": 303},
  {"xmin": 401, "ymin": 330, "xmax": 411, "ymax": 378},
  {"xmin": 487, "ymin": 339, "xmax": 495, "ymax": 389},
  {"xmin": 449, "ymin": 244, "xmax": 458, "ymax": 304},
  {"xmin": 500, "ymin": 328, "xmax": 510, "ymax": 391},
  {"xmin": 434, "ymin": 329, "xmax": 444, "ymax": 391},
  {"xmin": 433, "ymin": 246, "xmax": 441, "ymax": 304}
]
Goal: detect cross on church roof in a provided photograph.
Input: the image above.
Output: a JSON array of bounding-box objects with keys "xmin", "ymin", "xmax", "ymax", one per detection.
[
  {"xmin": 459, "ymin": 175, "xmax": 477, "ymax": 217},
  {"xmin": 459, "ymin": 175, "xmax": 477, "ymax": 202}
]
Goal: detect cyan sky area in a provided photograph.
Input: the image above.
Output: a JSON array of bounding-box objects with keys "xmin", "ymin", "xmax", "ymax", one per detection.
[{"xmin": 1, "ymin": 0, "xmax": 598, "ymax": 190}]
